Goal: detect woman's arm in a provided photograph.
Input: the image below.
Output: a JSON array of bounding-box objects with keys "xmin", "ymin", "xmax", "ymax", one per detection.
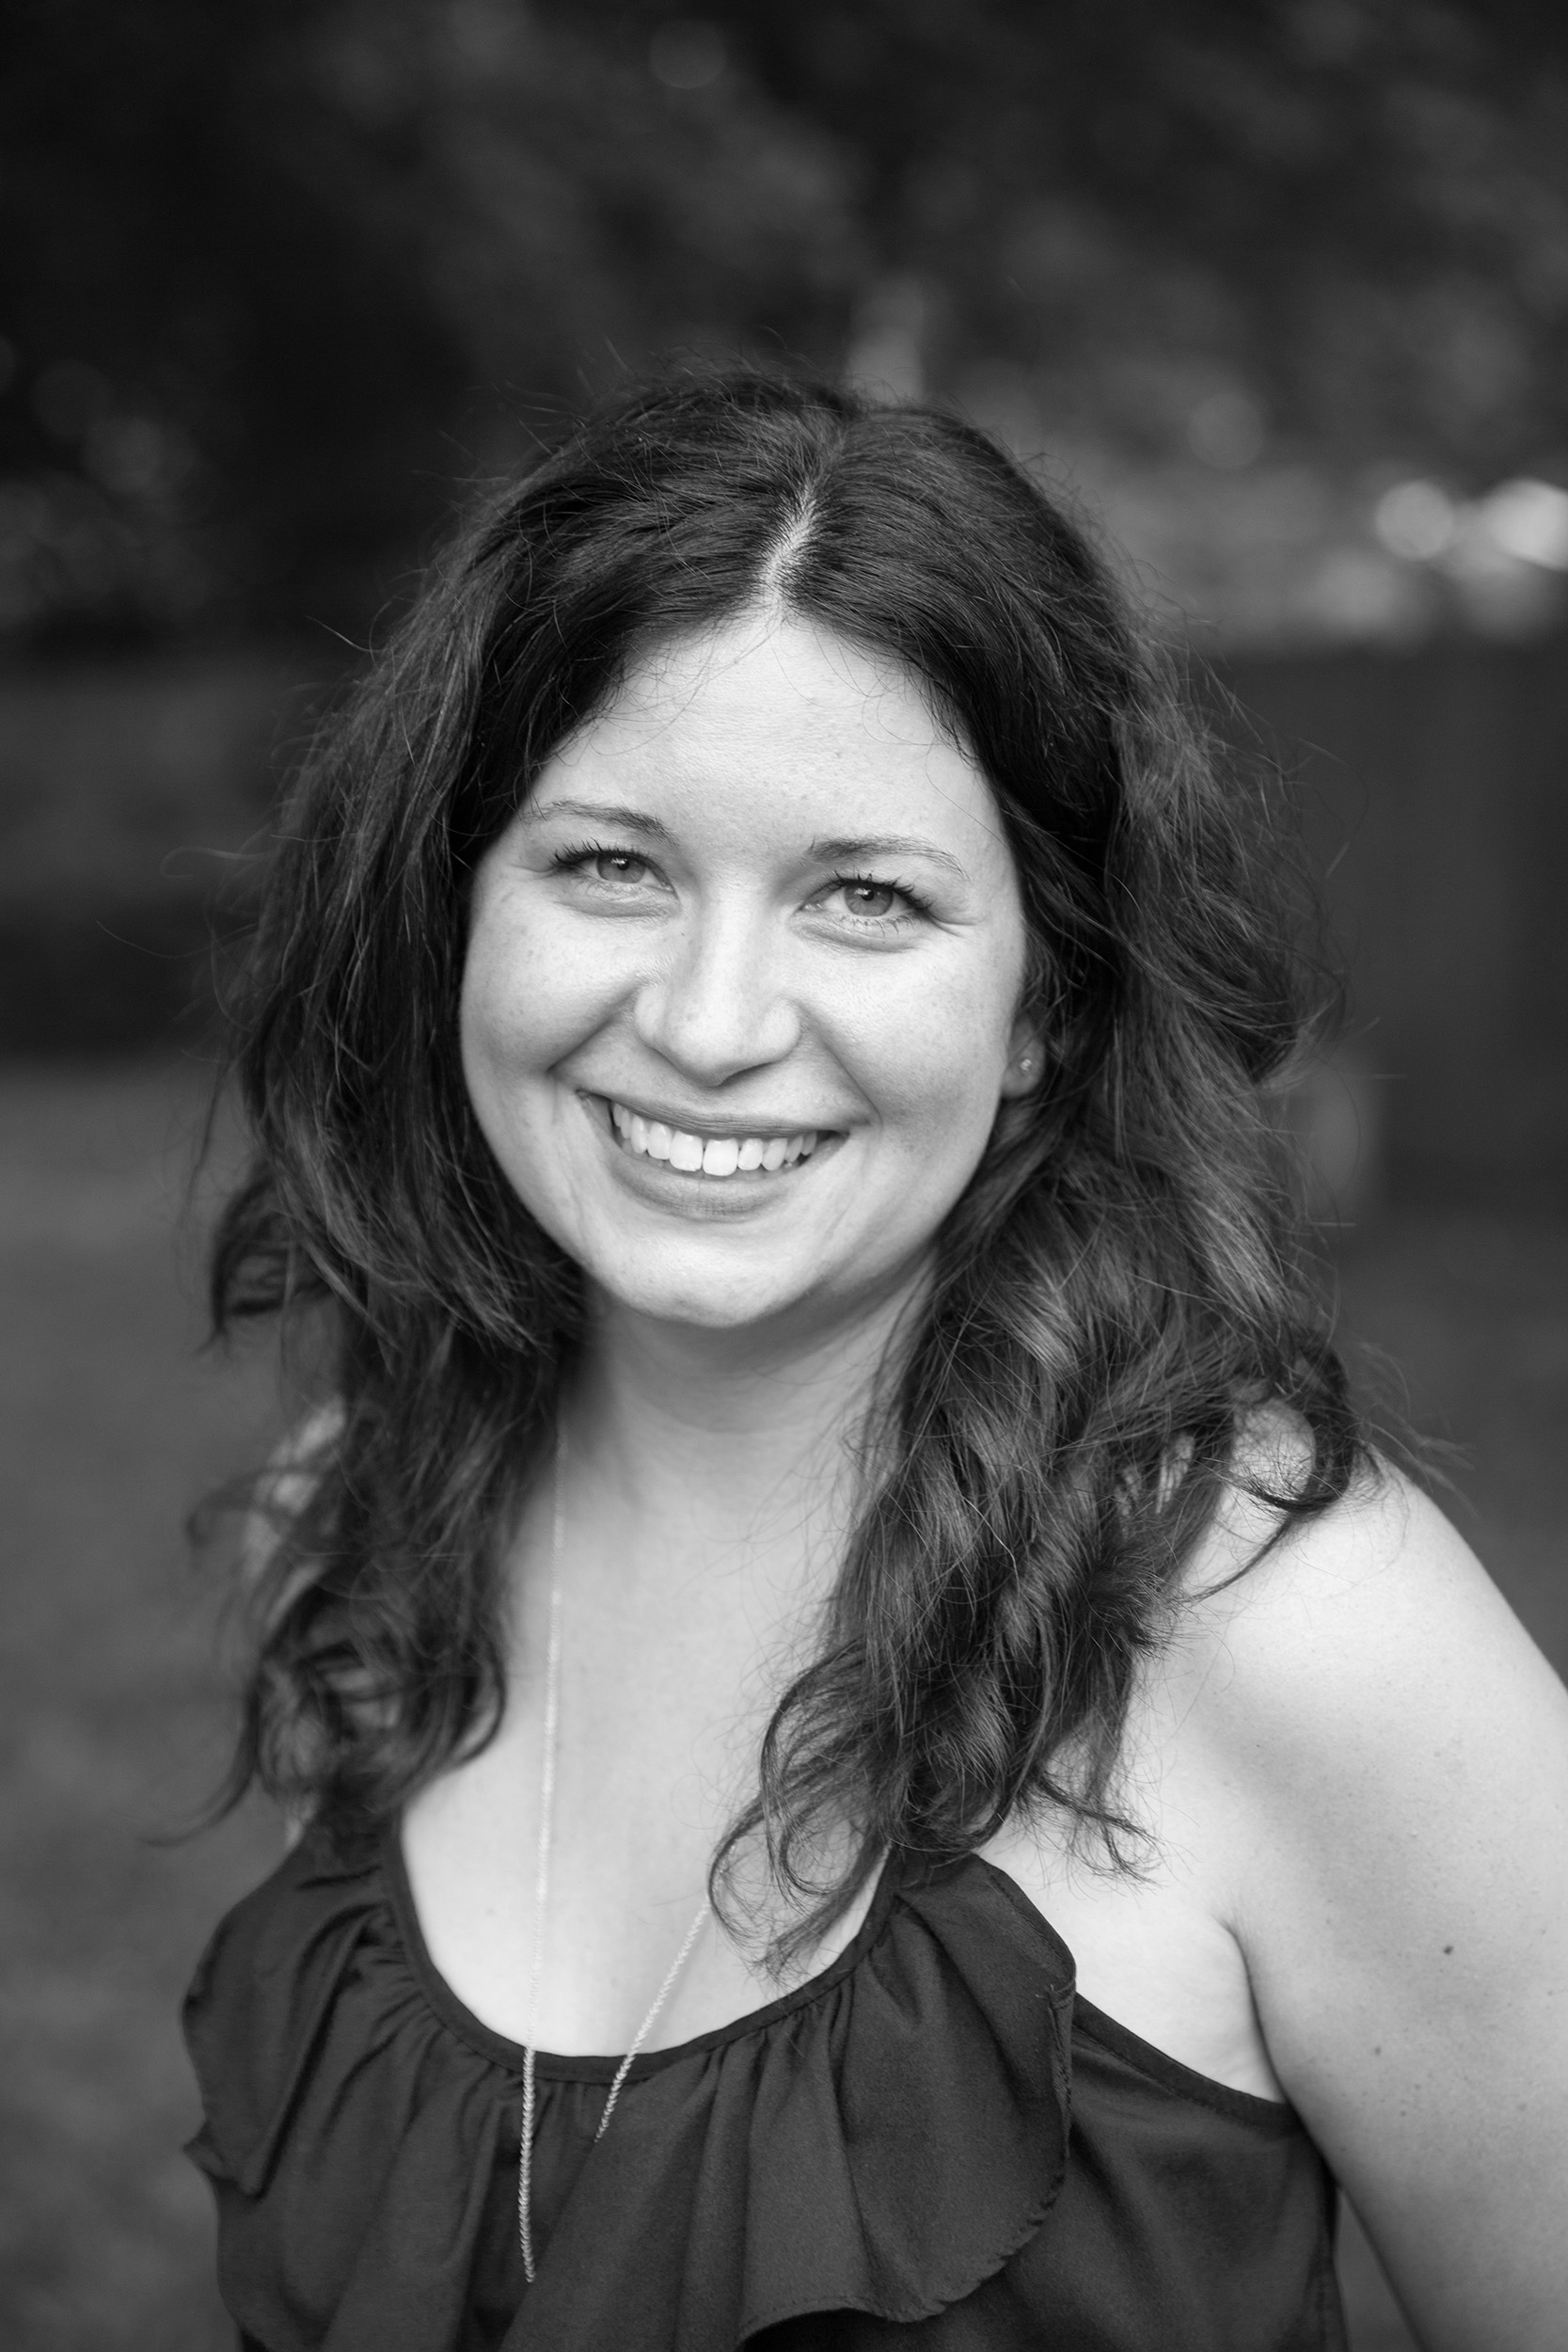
[{"xmin": 1187, "ymin": 1471, "xmax": 1568, "ymax": 2351}]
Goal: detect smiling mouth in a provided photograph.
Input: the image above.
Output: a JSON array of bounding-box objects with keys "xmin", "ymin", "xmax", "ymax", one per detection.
[{"xmin": 597, "ymin": 1097, "xmax": 827, "ymax": 1179}]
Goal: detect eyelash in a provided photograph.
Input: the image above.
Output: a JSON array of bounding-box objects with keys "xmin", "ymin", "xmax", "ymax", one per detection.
[
  {"xmin": 825, "ymin": 869, "xmax": 931, "ymax": 926},
  {"xmin": 548, "ymin": 841, "xmax": 932, "ymax": 927},
  {"xmin": 550, "ymin": 838, "xmax": 649, "ymax": 880}
]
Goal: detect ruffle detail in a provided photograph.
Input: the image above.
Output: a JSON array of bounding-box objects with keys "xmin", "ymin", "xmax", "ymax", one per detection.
[{"xmin": 182, "ymin": 1831, "xmax": 1075, "ymax": 2352}]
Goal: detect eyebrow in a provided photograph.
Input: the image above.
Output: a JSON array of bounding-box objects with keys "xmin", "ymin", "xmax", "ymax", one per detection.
[
  {"xmin": 519, "ymin": 798, "xmax": 673, "ymax": 838},
  {"xmin": 810, "ymin": 833, "xmax": 970, "ymax": 880},
  {"xmin": 521, "ymin": 804, "xmax": 971, "ymax": 883}
]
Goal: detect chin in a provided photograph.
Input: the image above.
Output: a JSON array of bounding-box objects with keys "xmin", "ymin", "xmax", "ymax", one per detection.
[{"xmin": 598, "ymin": 1269, "xmax": 816, "ymax": 1334}]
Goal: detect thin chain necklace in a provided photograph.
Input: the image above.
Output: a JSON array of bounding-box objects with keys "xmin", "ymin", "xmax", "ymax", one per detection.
[{"xmin": 516, "ymin": 1434, "xmax": 711, "ymax": 2282}]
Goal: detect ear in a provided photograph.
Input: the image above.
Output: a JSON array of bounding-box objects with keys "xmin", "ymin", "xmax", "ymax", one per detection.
[{"xmin": 999, "ymin": 1016, "xmax": 1044, "ymax": 1099}]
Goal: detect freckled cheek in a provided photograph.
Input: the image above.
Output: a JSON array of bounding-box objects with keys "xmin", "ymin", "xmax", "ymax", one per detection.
[
  {"xmin": 835, "ymin": 969, "xmax": 1015, "ymax": 1159},
  {"xmin": 458, "ymin": 916, "xmax": 626, "ymax": 1237},
  {"xmin": 460, "ymin": 908, "xmax": 629, "ymax": 1080}
]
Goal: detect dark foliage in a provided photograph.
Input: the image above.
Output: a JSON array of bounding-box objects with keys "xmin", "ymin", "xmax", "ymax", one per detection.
[{"xmin": 6, "ymin": 3, "xmax": 1566, "ymax": 644}]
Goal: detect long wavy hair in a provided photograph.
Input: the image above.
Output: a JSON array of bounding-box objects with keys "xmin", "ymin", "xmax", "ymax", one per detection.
[{"xmin": 211, "ymin": 368, "xmax": 1363, "ymax": 1963}]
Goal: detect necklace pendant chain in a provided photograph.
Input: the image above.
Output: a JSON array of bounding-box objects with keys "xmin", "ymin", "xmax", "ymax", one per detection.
[{"xmin": 516, "ymin": 1430, "xmax": 711, "ymax": 2283}]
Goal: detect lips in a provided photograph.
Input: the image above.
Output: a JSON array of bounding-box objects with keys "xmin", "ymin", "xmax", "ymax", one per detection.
[{"xmin": 605, "ymin": 1098, "xmax": 822, "ymax": 1178}]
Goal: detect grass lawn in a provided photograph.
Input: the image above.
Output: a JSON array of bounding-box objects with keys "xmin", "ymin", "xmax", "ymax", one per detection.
[{"xmin": 1, "ymin": 1060, "xmax": 1562, "ymax": 2349}]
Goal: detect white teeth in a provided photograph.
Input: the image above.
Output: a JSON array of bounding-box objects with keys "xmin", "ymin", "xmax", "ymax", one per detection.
[{"xmin": 606, "ymin": 1101, "xmax": 822, "ymax": 1177}]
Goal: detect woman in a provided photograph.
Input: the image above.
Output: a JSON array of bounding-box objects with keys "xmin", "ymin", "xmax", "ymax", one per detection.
[{"xmin": 185, "ymin": 372, "xmax": 1568, "ymax": 2351}]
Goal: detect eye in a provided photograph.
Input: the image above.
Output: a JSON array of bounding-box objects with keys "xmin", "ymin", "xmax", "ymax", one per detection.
[
  {"xmin": 816, "ymin": 872, "xmax": 929, "ymax": 929},
  {"xmin": 548, "ymin": 839, "xmax": 662, "ymax": 891},
  {"xmin": 838, "ymin": 881, "xmax": 898, "ymax": 918}
]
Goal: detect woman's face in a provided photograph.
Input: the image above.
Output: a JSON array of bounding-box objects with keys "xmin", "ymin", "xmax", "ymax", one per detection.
[{"xmin": 462, "ymin": 612, "xmax": 1037, "ymax": 1342}]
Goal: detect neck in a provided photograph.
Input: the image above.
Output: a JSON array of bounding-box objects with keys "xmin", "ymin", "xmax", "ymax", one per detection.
[{"xmin": 561, "ymin": 1279, "xmax": 923, "ymax": 1583}]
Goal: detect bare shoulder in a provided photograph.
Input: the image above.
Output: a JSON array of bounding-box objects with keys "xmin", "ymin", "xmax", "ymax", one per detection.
[
  {"xmin": 1161, "ymin": 1453, "xmax": 1568, "ymax": 2349},
  {"xmin": 1165, "ymin": 1454, "xmax": 1566, "ymax": 1776}
]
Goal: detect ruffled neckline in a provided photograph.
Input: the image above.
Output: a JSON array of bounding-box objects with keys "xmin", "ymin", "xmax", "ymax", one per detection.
[
  {"xmin": 380, "ymin": 1818, "xmax": 915, "ymax": 2084},
  {"xmin": 185, "ymin": 1821, "xmax": 1079, "ymax": 2349}
]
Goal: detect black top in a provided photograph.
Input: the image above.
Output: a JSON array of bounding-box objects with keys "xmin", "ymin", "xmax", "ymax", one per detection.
[{"xmin": 182, "ymin": 1824, "xmax": 1347, "ymax": 2351}]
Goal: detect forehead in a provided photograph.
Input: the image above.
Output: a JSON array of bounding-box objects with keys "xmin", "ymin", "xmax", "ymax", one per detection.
[{"xmin": 534, "ymin": 612, "xmax": 1013, "ymax": 871}]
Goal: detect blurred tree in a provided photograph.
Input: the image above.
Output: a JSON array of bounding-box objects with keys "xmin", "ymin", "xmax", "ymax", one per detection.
[
  {"xmin": 301, "ymin": 0, "xmax": 860, "ymax": 453},
  {"xmin": 0, "ymin": 0, "xmax": 858, "ymax": 644},
  {"xmin": 2, "ymin": 0, "xmax": 1565, "ymax": 644},
  {"xmin": 718, "ymin": 0, "xmax": 1568, "ymax": 476},
  {"xmin": 1, "ymin": 0, "xmax": 464, "ymax": 642}
]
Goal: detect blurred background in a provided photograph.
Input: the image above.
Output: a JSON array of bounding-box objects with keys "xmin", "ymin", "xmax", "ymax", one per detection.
[{"xmin": 2, "ymin": 4, "xmax": 1565, "ymax": 2345}]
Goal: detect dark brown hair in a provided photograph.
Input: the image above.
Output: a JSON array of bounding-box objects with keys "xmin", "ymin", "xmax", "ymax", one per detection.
[{"xmin": 211, "ymin": 369, "xmax": 1362, "ymax": 1962}]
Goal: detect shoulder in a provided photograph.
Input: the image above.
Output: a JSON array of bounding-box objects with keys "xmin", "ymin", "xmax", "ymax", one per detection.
[
  {"xmin": 1166, "ymin": 1454, "xmax": 1563, "ymax": 1776},
  {"xmin": 1159, "ymin": 1450, "xmax": 1568, "ymax": 1990},
  {"xmin": 1154, "ymin": 1457, "xmax": 1568, "ymax": 2344},
  {"xmin": 1163, "ymin": 1454, "xmax": 1568, "ymax": 1848}
]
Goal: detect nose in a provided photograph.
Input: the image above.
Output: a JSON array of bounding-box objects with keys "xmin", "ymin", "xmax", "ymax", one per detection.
[{"xmin": 631, "ymin": 898, "xmax": 801, "ymax": 1086}]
